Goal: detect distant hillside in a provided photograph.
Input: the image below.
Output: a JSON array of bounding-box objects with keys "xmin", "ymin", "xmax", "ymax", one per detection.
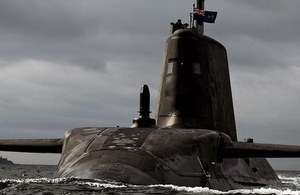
[{"xmin": 0, "ymin": 156, "xmax": 14, "ymax": 165}]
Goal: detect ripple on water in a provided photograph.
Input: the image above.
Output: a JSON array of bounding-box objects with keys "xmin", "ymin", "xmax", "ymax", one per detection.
[
  {"xmin": 0, "ymin": 165, "xmax": 300, "ymax": 195},
  {"xmin": 0, "ymin": 178, "xmax": 300, "ymax": 195}
]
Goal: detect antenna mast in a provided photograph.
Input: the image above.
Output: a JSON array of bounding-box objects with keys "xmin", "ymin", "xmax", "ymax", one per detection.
[{"xmin": 196, "ymin": 0, "xmax": 204, "ymax": 34}]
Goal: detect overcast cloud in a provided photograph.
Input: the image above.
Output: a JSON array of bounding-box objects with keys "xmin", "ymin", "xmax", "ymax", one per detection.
[{"xmin": 0, "ymin": 0, "xmax": 300, "ymax": 170}]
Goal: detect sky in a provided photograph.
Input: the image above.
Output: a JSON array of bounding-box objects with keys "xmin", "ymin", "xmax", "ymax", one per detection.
[{"xmin": 0, "ymin": 0, "xmax": 300, "ymax": 170}]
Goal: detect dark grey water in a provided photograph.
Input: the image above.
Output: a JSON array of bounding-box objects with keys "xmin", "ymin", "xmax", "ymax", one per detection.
[{"xmin": 0, "ymin": 164, "xmax": 299, "ymax": 195}]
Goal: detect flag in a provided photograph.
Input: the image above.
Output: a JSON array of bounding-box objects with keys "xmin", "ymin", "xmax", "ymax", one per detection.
[{"xmin": 193, "ymin": 8, "xmax": 217, "ymax": 23}]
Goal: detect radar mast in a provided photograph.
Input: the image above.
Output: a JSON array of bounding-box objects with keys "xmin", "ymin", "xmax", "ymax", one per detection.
[{"xmin": 195, "ymin": 0, "xmax": 204, "ymax": 34}]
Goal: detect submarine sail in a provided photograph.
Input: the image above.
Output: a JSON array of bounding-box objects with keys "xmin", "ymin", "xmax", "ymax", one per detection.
[
  {"xmin": 156, "ymin": 24, "xmax": 237, "ymax": 140},
  {"xmin": 157, "ymin": 0, "xmax": 236, "ymax": 140}
]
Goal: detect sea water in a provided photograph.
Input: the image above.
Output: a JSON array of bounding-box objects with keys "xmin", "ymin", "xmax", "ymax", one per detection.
[{"xmin": 0, "ymin": 164, "xmax": 299, "ymax": 195}]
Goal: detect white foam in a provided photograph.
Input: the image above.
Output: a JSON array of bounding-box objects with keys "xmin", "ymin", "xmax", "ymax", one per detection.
[
  {"xmin": 149, "ymin": 184, "xmax": 300, "ymax": 195},
  {"xmin": 278, "ymin": 174, "xmax": 300, "ymax": 186},
  {"xmin": 149, "ymin": 184, "xmax": 224, "ymax": 194},
  {"xmin": 1, "ymin": 178, "xmax": 300, "ymax": 195},
  {"xmin": 0, "ymin": 177, "xmax": 79, "ymax": 184},
  {"xmin": 74, "ymin": 181, "xmax": 128, "ymax": 188}
]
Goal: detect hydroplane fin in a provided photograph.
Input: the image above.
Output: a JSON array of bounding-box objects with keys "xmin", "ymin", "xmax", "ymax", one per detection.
[
  {"xmin": 221, "ymin": 142, "xmax": 300, "ymax": 159},
  {"xmin": 0, "ymin": 138, "xmax": 63, "ymax": 153}
]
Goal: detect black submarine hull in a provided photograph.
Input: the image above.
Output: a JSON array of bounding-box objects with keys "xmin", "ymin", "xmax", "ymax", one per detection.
[
  {"xmin": 55, "ymin": 127, "xmax": 280, "ymax": 191},
  {"xmin": 51, "ymin": 18, "xmax": 300, "ymax": 191}
]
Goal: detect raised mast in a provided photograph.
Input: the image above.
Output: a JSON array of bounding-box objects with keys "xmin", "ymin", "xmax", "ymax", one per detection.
[{"xmin": 196, "ymin": 0, "xmax": 204, "ymax": 34}]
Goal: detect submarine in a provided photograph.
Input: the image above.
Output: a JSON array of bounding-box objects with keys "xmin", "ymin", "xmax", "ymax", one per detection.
[{"xmin": 1, "ymin": 0, "xmax": 300, "ymax": 191}]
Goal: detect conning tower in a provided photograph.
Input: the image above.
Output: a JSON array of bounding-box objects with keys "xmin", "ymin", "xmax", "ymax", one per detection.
[{"xmin": 156, "ymin": 1, "xmax": 237, "ymax": 140}]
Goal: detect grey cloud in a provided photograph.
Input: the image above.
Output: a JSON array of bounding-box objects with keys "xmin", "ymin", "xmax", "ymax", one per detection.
[
  {"xmin": 0, "ymin": 0, "xmax": 300, "ymax": 169},
  {"xmin": 206, "ymin": 1, "xmax": 300, "ymax": 72},
  {"xmin": 0, "ymin": 1, "xmax": 102, "ymax": 40},
  {"xmin": 210, "ymin": 0, "xmax": 300, "ymax": 42},
  {"xmin": 70, "ymin": 56, "xmax": 107, "ymax": 72},
  {"xmin": 0, "ymin": 0, "xmax": 186, "ymax": 71}
]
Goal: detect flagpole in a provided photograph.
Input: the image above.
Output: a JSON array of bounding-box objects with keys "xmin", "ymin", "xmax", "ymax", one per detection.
[{"xmin": 196, "ymin": 0, "xmax": 204, "ymax": 35}]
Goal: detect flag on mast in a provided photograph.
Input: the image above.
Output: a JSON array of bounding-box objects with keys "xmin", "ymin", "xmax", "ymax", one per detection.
[{"xmin": 193, "ymin": 8, "xmax": 217, "ymax": 23}]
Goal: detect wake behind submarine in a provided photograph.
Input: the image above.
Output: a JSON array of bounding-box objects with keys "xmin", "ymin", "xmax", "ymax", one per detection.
[{"xmin": 1, "ymin": 1, "xmax": 300, "ymax": 191}]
